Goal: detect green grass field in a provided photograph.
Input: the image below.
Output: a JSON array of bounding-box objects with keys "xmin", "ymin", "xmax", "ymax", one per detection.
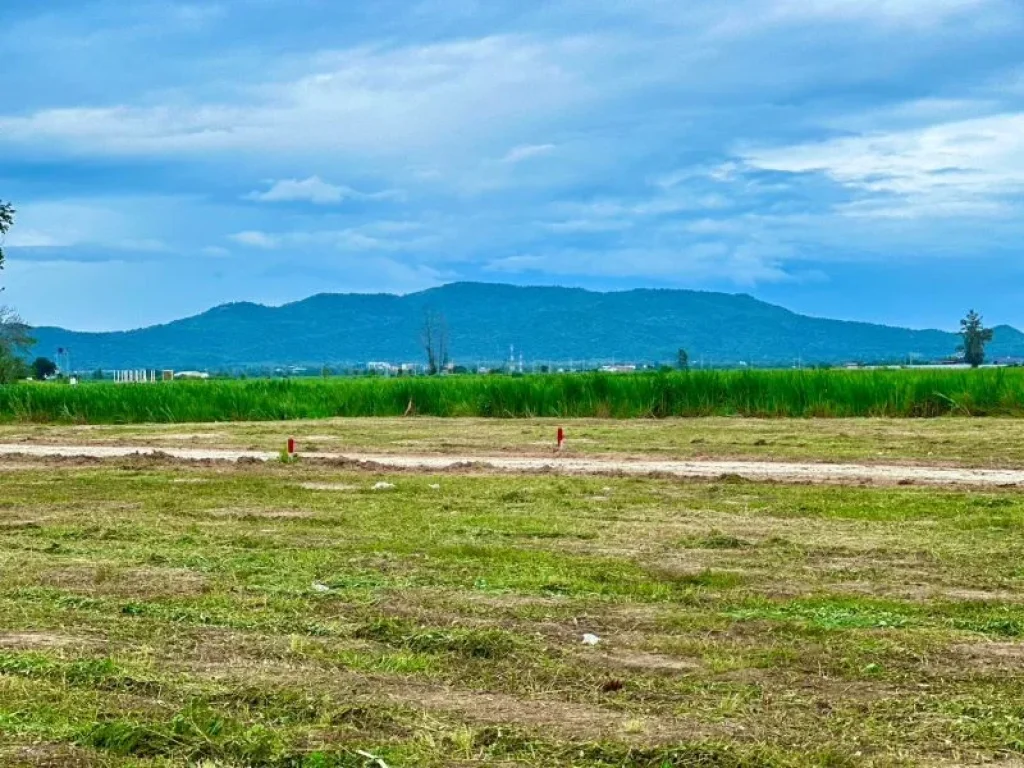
[
  {"xmin": 4, "ymin": 455, "xmax": 1024, "ymax": 765},
  {"xmin": 3, "ymin": 368, "xmax": 1024, "ymax": 424}
]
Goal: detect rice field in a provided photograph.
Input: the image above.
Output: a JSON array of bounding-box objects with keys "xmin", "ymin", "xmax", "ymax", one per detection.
[{"xmin": 2, "ymin": 369, "xmax": 1024, "ymax": 424}]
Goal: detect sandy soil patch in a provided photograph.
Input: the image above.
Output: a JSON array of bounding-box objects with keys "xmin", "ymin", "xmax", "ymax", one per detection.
[
  {"xmin": 0, "ymin": 632, "xmax": 99, "ymax": 651},
  {"xmin": 209, "ymin": 506, "xmax": 315, "ymax": 519},
  {"xmin": 595, "ymin": 649, "xmax": 702, "ymax": 674},
  {"xmin": 6, "ymin": 443, "xmax": 1024, "ymax": 487},
  {"xmin": 298, "ymin": 482, "xmax": 360, "ymax": 492}
]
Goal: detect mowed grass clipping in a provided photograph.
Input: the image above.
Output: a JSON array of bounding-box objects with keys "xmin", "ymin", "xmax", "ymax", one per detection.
[
  {"xmin": 5, "ymin": 460, "xmax": 1024, "ymax": 765},
  {"xmin": 3, "ymin": 368, "xmax": 1024, "ymax": 423}
]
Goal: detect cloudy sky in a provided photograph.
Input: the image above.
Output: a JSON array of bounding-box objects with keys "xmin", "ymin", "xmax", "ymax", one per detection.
[{"xmin": 3, "ymin": 0, "xmax": 1024, "ymax": 331}]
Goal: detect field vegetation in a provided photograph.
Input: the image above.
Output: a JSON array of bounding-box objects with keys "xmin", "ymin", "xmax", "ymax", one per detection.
[
  {"xmin": 3, "ymin": 457, "xmax": 1024, "ymax": 765},
  {"xmin": 2, "ymin": 368, "xmax": 1024, "ymax": 424}
]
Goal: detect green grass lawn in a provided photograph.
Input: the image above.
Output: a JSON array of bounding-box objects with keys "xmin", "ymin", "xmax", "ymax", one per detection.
[
  {"xmin": 3, "ymin": 416, "xmax": 1024, "ymax": 467},
  {"xmin": 3, "ymin": 457, "xmax": 1024, "ymax": 765}
]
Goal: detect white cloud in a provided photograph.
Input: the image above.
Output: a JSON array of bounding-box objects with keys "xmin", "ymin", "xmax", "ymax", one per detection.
[
  {"xmin": 246, "ymin": 176, "xmax": 402, "ymax": 204},
  {"xmin": 248, "ymin": 177, "xmax": 352, "ymax": 204},
  {"xmin": 682, "ymin": 218, "xmax": 744, "ymax": 235},
  {"xmin": 484, "ymin": 254, "xmax": 546, "ymax": 272},
  {"xmin": 487, "ymin": 243, "xmax": 793, "ymax": 284},
  {"xmin": 115, "ymin": 238, "xmax": 171, "ymax": 252},
  {"xmin": 169, "ymin": 3, "xmax": 227, "ymax": 25},
  {"xmin": 653, "ymin": 163, "xmax": 739, "ymax": 190},
  {"xmin": 543, "ymin": 218, "xmax": 633, "ymax": 233},
  {"xmin": 709, "ymin": 0, "xmax": 1008, "ymax": 34},
  {"xmin": 772, "ymin": 0, "xmax": 993, "ymax": 23},
  {"xmin": 633, "ymin": 193, "xmax": 730, "ymax": 215},
  {"xmin": 227, "ymin": 225, "xmax": 435, "ymax": 253},
  {"xmin": 229, "ymin": 231, "xmax": 280, "ymax": 249},
  {"xmin": 3, "ymin": 199, "xmax": 143, "ymax": 249},
  {"xmin": 0, "ymin": 36, "xmax": 592, "ymax": 167},
  {"xmin": 502, "ymin": 143, "xmax": 557, "ymax": 163},
  {"xmin": 6, "ymin": 229, "xmax": 65, "ymax": 248},
  {"xmin": 553, "ymin": 190, "xmax": 732, "ymax": 222},
  {"xmin": 836, "ymin": 198, "xmax": 1013, "ymax": 220},
  {"xmin": 362, "ymin": 220, "xmax": 423, "ymax": 235},
  {"xmin": 740, "ymin": 112, "xmax": 1024, "ymax": 217}
]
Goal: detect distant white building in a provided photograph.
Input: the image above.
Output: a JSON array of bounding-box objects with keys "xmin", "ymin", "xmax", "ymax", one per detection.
[
  {"xmin": 599, "ymin": 364, "xmax": 637, "ymax": 374},
  {"xmin": 174, "ymin": 371, "xmax": 210, "ymax": 380},
  {"xmin": 367, "ymin": 362, "xmax": 423, "ymax": 375}
]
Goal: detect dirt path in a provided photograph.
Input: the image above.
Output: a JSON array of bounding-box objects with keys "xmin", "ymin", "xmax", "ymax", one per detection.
[{"xmin": 1, "ymin": 442, "xmax": 1023, "ymax": 488}]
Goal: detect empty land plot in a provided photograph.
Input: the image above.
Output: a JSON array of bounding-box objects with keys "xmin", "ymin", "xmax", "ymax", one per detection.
[
  {"xmin": 2, "ymin": 457, "xmax": 1024, "ymax": 765},
  {"xmin": 2, "ymin": 416, "xmax": 1024, "ymax": 468}
]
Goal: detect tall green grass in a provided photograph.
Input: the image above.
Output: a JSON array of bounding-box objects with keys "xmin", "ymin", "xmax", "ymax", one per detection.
[{"xmin": 1, "ymin": 369, "xmax": 1023, "ymax": 423}]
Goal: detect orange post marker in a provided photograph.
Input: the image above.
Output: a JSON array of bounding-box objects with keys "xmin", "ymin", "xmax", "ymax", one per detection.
[{"xmin": 557, "ymin": 428, "xmax": 565, "ymax": 451}]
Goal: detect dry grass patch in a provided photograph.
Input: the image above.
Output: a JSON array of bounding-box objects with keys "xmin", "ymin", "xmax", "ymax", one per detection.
[
  {"xmin": 188, "ymin": 660, "xmax": 725, "ymax": 748},
  {"xmin": 208, "ymin": 506, "xmax": 316, "ymax": 520},
  {"xmin": 0, "ymin": 744, "xmax": 104, "ymax": 768},
  {"xmin": 34, "ymin": 565, "xmax": 209, "ymax": 598},
  {"xmin": 0, "ymin": 633, "xmax": 103, "ymax": 652}
]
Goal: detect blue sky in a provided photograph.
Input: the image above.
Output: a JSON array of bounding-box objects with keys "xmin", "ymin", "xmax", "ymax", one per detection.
[{"xmin": 2, "ymin": 0, "xmax": 1024, "ymax": 331}]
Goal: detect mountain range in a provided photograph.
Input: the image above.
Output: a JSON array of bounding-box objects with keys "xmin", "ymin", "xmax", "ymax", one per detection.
[{"xmin": 29, "ymin": 282, "xmax": 1024, "ymax": 371}]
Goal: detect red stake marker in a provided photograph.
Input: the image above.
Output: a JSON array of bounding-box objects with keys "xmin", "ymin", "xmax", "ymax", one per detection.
[
  {"xmin": 557, "ymin": 428, "xmax": 565, "ymax": 451},
  {"xmin": 287, "ymin": 438, "xmax": 296, "ymax": 455}
]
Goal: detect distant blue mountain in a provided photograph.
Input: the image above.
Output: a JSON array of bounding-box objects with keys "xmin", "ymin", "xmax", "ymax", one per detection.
[{"xmin": 29, "ymin": 282, "xmax": 1024, "ymax": 370}]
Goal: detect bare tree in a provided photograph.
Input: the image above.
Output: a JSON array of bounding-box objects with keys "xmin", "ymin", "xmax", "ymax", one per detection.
[
  {"xmin": 677, "ymin": 348, "xmax": 689, "ymax": 371},
  {"xmin": 421, "ymin": 310, "xmax": 450, "ymax": 375},
  {"xmin": 438, "ymin": 317, "xmax": 450, "ymax": 372},
  {"xmin": 422, "ymin": 313, "xmax": 435, "ymax": 375}
]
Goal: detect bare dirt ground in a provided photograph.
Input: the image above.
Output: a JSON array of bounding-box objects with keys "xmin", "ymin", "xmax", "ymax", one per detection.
[
  {"xmin": 3, "ymin": 442, "xmax": 1024, "ymax": 487},
  {"xmin": 5, "ymin": 417, "xmax": 1024, "ymax": 468}
]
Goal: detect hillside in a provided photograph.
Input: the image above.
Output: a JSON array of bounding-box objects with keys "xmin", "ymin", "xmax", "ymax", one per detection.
[{"xmin": 28, "ymin": 283, "xmax": 1024, "ymax": 370}]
